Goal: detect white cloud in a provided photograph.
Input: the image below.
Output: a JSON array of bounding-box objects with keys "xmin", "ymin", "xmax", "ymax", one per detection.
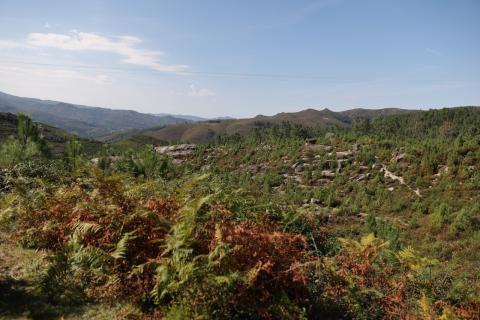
[
  {"xmin": 49, "ymin": 69, "xmax": 111, "ymax": 84},
  {"xmin": 25, "ymin": 31, "xmax": 188, "ymax": 73},
  {"xmin": 44, "ymin": 22, "xmax": 51, "ymax": 29},
  {"xmin": 0, "ymin": 62, "xmax": 111, "ymax": 84},
  {"xmin": 0, "ymin": 40, "xmax": 22, "ymax": 49},
  {"xmin": 187, "ymin": 84, "xmax": 216, "ymax": 97}
]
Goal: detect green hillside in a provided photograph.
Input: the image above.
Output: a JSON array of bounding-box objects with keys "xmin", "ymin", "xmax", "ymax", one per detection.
[
  {"xmin": 1, "ymin": 107, "xmax": 479, "ymax": 319},
  {"xmin": 106, "ymin": 107, "xmax": 416, "ymax": 146},
  {"xmin": 0, "ymin": 112, "xmax": 102, "ymax": 156}
]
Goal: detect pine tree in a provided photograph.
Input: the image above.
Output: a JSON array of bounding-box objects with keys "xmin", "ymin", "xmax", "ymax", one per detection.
[{"xmin": 65, "ymin": 138, "xmax": 83, "ymax": 172}]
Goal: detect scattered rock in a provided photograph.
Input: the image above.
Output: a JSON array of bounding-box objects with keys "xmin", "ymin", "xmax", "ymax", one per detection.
[
  {"xmin": 155, "ymin": 144, "xmax": 196, "ymax": 158},
  {"xmin": 359, "ymin": 165, "xmax": 369, "ymax": 172},
  {"xmin": 304, "ymin": 144, "xmax": 333, "ymax": 153},
  {"xmin": 381, "ymin": 164, "xmax": 421, "ymax": 197},
  {"xmin": 317, "ymin": 179, "xmax": 331, "ymax": 185},
  {"xmin": 336, "ymin": 159, "xmax": 350, "ymax": 173},
  {"xmin": 295, "ymin": 165, "xmax": 304, "ymax": 174},
  {"xmin": 381, "ymin": 165, "xmax": 405, "ymax": 185},
  {"xmin": 90, "ymin": 156, "xmax": 120, "ymax": 166},
  {"xmin": 321, "ymin": 170, "xmax": 336, "ymax": 179},
  {"xmin": 325, "ymin": 132, "xmax": 335, "ymax": 139},
  {"xmin": 247, "ymin": 163, "xmax": 268, "ymax": 173},
  {"xmin": 391, "ymin": 153, "xmax": 406, "ymax": 163},
  {"xmin": 328, "ymin": 150, "xmax": 353, "ymax": 159},
  {"xmin": 354, "ymin": 173, "xmax": 370, "ymax": 181}
]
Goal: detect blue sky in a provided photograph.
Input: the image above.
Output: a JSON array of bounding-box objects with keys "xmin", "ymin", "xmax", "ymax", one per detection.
[{"xmin": 0, "ymin": 0, "xmax": 479, "ymax": 118}]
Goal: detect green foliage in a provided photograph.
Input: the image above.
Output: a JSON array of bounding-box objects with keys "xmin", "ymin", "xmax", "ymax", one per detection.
[
  {"xmin": 0, "ymin": 137, "xmax": 40, "ymax": 167},
  {"xmin": 431, "ymin": 203, "xmax": 453, "ymax": 229},
  {"xmin": 117, "ymin": 145, "xmax": 172, "ymax": 179},
  {"xmin": 366, "ymin": 215, "xmax": 401, "ymax": 250},
  {"xmin": 450, "ymin": 205, "xmax": 480, "ymax": 235},
  {"xmin": 17, "ymin": 113, "xmax": 50, "ymax": 157},
  {"xmin": 1, "ymin": 107, "xmax": 479, "ymax": 319},
  {"xmin": 0, "ymin": 113, "xmax": 51, "ymax": 168},
  {"xmin": 65, "ymin": 138, "xmax": 83, "ymax": 172},
  {"xmin": 151, "ymin": 197, "xmax": 241, "ymax": 318}
]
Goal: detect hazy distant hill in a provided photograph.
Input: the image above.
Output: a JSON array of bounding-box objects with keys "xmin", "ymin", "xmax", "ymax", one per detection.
[
  {"xmin": 152, "ymin": 113, "xmax": 207, "ymax": 122},
  {"xmin": 0, "ymin": 91, "xmax": 191, "ymax": 138},
  {"xmin": 105, "ymin": 108, "xmax": 415, "ymax": 145},
  {"xmin": 152, "ymin": 113, "xmax": 235, "ymax": 122},
  {"xmin": 0, "ymin": 112, "xmax": 102, "ymax": 155}
]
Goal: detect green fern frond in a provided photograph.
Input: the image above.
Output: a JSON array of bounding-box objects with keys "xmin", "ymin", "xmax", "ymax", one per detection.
[
  {"xmin": 214, "ymin": 273, "xmax": 239, "ymax": 286},
  {"xmin": 151, "ymin": 265, "xmax": 173, "ymax": 303},
  {"xmin": 396, "ymin": 246, "xmax": 438, "ymax": 273},
  {"xmin": 106, "ymin": 274, "xmax": 121, "ymax": 286},
  {"xmin": 71, "ymin": 244, "xmax": 109, "ymax": 275},
  {"xmin": 72, "ymin": 221, "xmax": 102, "ymax": 239},
  {"xmin": 397, "ymin": 246, "xmax": 416, "ymax": 261},
  {"xmin": 0, "ymin": 194, "xmax": 17, "ymax": 228},
  {"xmin": 111, "ymin": 231, "xmax": 137, "ymax": 259},
  {"xmin": 360, "ymin": 233, "xmax": 376, "ymax": 247},
  {"xmin": 128, "ymin": 260, "xmax": 160, "ymax": 278}
]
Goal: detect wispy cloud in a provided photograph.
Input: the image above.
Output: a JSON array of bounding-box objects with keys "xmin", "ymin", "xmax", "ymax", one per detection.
[
  {"xmin": 0, "ymin": 40, "xmax": 22, "ymax": 49},
  {"xmin": 19, "ymin": 31, "xmax": 189, "ymax": 73},
  {"xmin": 187, "ymin": 84, "xmax": 216, "ymax": 97},
  {"xmin": 0, "ymin": 62, "xmax": 111, "ymax": 84}
]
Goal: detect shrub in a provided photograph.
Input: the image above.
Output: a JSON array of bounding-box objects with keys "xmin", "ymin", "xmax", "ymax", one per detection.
[{"xmin": 431, "ymin": 203, "xmax": 452, "ymax": 229}]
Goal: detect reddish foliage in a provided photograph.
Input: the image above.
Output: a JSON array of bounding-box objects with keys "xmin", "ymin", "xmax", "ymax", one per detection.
[
  {"xmin": 209, "ymin": 219, "xmax": 313, "ymax": 314},
  {"xmin": 142, "ymin": 197, "xmax": 179, "ymax": 221},
  {"xmin": 217, "ymin": 221, "xmax": 308, "ymax": 284},
  {"xmin": 452, "ymin": 301, "xmax": 480, "ymax": 320},
  {"xmin": 327, "ymin": 244, "xmax": 414, "ymax": 320},
  {"xmin": 17, "ymin": 178, "xmax": 180, "ymax": 302}
]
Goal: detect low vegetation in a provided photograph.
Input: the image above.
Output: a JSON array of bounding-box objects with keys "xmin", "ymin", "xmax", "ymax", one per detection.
[{"xmin": 1, "ymin": 108, "xmax": 479, "ymax": 319}]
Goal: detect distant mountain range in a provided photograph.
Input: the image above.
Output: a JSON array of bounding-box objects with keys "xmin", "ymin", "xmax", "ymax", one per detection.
[
  {"xmin": 152, "ymin": 113, "xmax": 235, "ymax": 122},
  {"xmin": 0, "ymin": 90, "xmax": 423, "ymax": 146},
  {"xmin": 152, "ymin": 113, "xmax": 207, "ymax": 122},
  {"xmin": 102, "ymin": 108, "xmax": 416, "ymax": 145},
  {"xmin": 0, "ymin": 91, "xmax": 191, "ymax": 138}
]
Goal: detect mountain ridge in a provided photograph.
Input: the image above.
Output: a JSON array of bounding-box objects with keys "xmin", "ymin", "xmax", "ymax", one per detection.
[
  {"xmin": 103, "ymin": 107, "xmax": 418, "ymax": 145},
  {"xmin": 0, "ymin": 91, "xmax": 191, "ymax": 138}
]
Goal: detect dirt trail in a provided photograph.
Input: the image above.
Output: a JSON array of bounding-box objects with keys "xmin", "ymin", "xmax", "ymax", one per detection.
[{"xmin": 380, "ymin": 165, "xmax": 421, "ymax": 197}]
